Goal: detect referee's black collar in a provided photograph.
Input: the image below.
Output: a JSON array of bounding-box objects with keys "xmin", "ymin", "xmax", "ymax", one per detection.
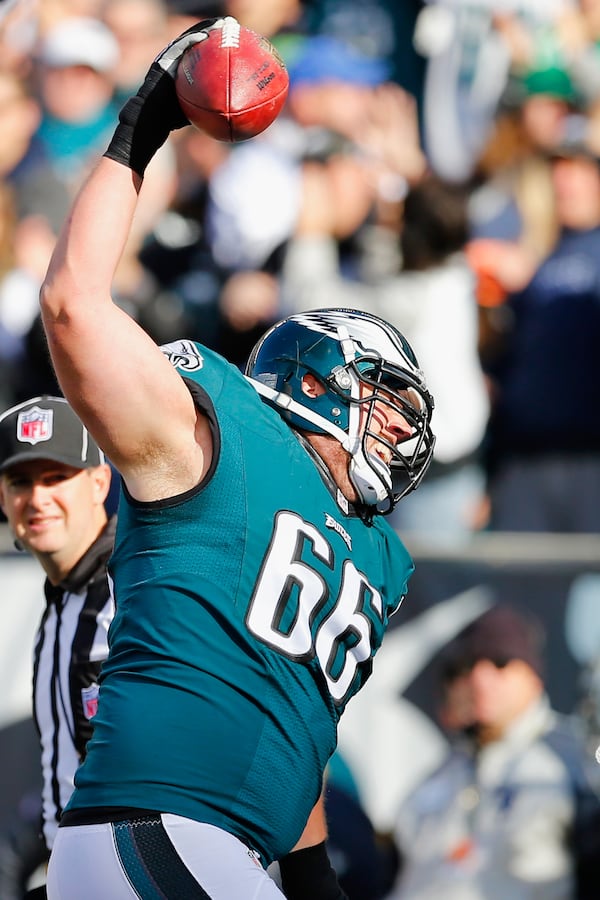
[{"xmin": 47, "ymin": 515, "xmax": 116, "ymax": 599}]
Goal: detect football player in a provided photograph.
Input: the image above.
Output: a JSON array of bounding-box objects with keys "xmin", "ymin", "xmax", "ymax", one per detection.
[{"xmin": 39, "ymin": 18, "xmax": 435, "ymax": 900}]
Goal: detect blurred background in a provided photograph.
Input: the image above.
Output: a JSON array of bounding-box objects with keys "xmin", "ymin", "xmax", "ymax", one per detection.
[{"xmin": 2, "ymin": 1, "xmax": 600, "ymax": 897}]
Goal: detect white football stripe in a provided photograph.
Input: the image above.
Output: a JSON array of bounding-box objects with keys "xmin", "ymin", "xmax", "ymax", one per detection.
[{"xmin": 220, "ymin": 16, "xmax": 241, "ymax": 49}]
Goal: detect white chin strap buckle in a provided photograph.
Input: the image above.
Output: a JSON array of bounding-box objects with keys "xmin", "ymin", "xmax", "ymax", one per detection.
[{"xmin": 350, "ymin": 453, "xmax": 391, "ymax": 506}]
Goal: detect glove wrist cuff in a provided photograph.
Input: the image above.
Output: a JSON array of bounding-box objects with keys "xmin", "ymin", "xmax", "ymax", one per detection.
[
  {"xmin": 104, "ymin": 69, "xmax": 185, "ymax": 177},
  {"xmin": 104, "ymin": 119, "xmax": 168, "ymax": 178}
]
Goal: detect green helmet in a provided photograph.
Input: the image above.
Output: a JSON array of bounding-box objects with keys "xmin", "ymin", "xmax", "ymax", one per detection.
[{"xmin": 246, "ymin": 308, "xmax": 435, "ymax": 515}]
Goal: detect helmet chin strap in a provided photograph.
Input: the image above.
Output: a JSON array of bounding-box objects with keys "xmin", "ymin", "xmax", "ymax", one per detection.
[
  {"xmin": 246, "ymin": 377, "xmax": 393, "ymax": 508},
  {"xmin": 246, "ymin": 377, "xmax": 352, "ymax": 447},
  {"xmin": 349, "ymin": 454, "xmax": 391, "ymax": 506},
  {"xmin": 343, "ymin": 363, "xmax": 392, "ymax": 507}
]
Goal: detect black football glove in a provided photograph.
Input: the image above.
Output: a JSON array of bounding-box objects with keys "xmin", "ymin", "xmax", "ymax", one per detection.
[{"xmin": 104, "ymin": 18, "xmax": 224, "ymax": 177}]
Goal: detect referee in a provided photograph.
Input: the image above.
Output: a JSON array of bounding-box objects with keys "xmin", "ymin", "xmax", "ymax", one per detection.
[{"xmin": 0, "ymin": 396, "xmax": 115, "ymax": 899}]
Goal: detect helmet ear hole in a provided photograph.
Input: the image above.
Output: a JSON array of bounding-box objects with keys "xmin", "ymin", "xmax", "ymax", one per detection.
[{"xmin": 301, "ymin": 373, "xmax": 326, "ymax": 398}]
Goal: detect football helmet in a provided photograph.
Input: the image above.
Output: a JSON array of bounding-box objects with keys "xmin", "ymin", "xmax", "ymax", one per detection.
[{"xmin": 245, "ymin": 308, "xmax": 435, "ymax": 516}]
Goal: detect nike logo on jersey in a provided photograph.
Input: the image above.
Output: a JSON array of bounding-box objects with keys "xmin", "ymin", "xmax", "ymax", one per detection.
[{"xmin": 325, "ymin": 512, "xmax": 352, "ymax": 550}]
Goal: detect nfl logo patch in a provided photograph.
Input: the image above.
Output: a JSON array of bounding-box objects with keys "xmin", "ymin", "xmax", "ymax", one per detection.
[
  {"xmin": 17, "ymin": 407, "xmax": 53, "ymax": 445},
  {"xmin": 81, "ymin": 683, "xmax": 99, "ymax": 720}
]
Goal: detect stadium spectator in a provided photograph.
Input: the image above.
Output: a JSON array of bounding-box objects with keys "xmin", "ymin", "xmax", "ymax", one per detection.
[
  {"xmin": 416, "ymin": 0, "xmax": 576, "ymax": 184},
  {"xmin": 30, "ymin": 16, "xmax": 121, "ymax": 193},
  {"xmin": 0, "ymin": 66, "xmax": 68, "ymax": 390},
  {"xmin": 100, "ymin": 0, "xmax": 168, "ymax": 105},
  {"xmin": 386, "ymin": 604, "xmax": 600, "ymax": 899},
  {"xmin": 303, "ymin": 0, "xmax": 424, "ymax": 100},
  {"xmin": 0, "ymin": 180, "xmax": 59, "ymax": 411},
  {"xmin": 281, "ymin": 128, "xmax": 489, "ymax": 540},
  {"xmin": 0, "ymin": 69, "xmax": 59, "ymax": 220},
  {"xmin": 484, "ymin": 140, "xmax": 600, "ymax": 532}
]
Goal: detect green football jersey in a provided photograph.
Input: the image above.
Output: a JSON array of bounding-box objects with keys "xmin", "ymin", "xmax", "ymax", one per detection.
[{"xmin": 66, "ymin": 341, "xmax": 414, "ymax": 864}]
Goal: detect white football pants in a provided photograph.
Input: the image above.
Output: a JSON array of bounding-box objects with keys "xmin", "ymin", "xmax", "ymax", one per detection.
[{"xmin": 47, "ymin": 815, "xmax": 285, "ymax": 899}]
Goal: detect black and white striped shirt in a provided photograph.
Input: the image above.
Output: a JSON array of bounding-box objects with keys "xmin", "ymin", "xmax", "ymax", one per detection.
[{"xmin": 32, "ymin": 516, "xmax": 116, "ymax": 850}]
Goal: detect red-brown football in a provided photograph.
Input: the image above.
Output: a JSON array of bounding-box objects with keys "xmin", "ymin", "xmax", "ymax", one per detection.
[{"xmin": 175, "ymin": 17, "xmax": 289, "ymax": 142}]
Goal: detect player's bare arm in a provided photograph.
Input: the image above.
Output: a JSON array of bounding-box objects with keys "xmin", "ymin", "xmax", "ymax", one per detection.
[
  {"xmin": 41, "ymin": 160, "xmax": 207, "ymax": 502},
  {"xmin": 39, "ymin": 26, "xmax": 224, "ymax": 502}
]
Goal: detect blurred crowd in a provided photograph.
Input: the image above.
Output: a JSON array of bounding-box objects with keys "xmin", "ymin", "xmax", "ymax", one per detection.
[
  {"xmin": 2, "ymin": 0, "xmax": 600, "ymax": 544},
  {"xmin": 1, "ymin": 1, "xmax": 600, "ymax": 898}
]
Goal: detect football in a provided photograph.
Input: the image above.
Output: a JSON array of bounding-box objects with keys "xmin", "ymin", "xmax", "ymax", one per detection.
[{"xmin": 175, "ymin": 17, "xmax": 289, "ymax": 143}]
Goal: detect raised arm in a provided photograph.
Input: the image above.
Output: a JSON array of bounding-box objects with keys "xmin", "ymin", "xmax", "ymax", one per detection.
[{"xmin": 40, "ymin": 22, "xmax": 220, "ymax": 501}]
